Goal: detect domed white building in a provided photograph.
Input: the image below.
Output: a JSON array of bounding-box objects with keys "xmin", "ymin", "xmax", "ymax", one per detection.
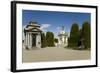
[{"xmin": 58, "ymin": 26, "xmax": 68, "ymax": 46}]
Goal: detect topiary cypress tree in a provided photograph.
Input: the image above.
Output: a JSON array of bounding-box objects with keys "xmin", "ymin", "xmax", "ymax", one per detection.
[
  {"xmin": 68, "ymin": 23, "xmax": 79, "ymax": 48},
  {"xmin": 81, "ymin": 21, "xmax": 91, "ymax": 49},
  {"xmin": 46, "ymin": 31, "xmax": 55, "ymax": 47},
  {"xmin": 77, "ymin": 29, "xmax": 82, "ymax": 47},
  {"xmin": 46, "ymin": 32, "xmax": 50, "ymax": 46},
  {"xmin": 50, "ymin": 32, "xmax": 55, "ymax": 46}
]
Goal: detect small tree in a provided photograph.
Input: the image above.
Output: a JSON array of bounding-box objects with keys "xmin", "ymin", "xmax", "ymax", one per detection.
[{"xmin": 54, "ymin": 38, "xmax": 58, "ymax": 43}]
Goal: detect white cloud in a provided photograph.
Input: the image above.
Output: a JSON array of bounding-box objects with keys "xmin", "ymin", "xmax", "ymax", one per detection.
[{"xmin": 40, "ymin": 24, "xmax": 51, "ymax": 31}]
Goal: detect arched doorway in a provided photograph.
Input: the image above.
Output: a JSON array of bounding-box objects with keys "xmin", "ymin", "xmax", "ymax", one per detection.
[{"xmin": 32, "ymin": 34, "xmax": 36, "ymax": 47}]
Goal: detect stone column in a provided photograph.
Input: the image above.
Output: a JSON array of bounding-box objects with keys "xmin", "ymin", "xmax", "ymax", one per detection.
[
  {"xmin": 24, "ymin": 34, "xmax": 26, "ymax": 46},
  {"xmin": 29, "ymin": 33, "xmax": 32, "ymax": 49},
  {"xmin": 26, "ymin": 33, "xmax": 28, "ymax": 48},
  {"xmin": 27, "ymin": 33, "xmax": 29, "ymax": 49},
  {"xmin": 25, "ymin": 32, "xmax": 27, "ymax": 46},
  {"xmin": 36, "ymin": 33, "xmax": 41, "ymax": 48},
  {"xmin": 66, "ymin": 36, "xmax": 68, "ymax": 46},
  {"xmin": 30, "ymin": 33, "xmax": 32, "ymax": 48},
  {"xmin": 25, "ymin": 32, "xmax": 28, "ymax": 49}
]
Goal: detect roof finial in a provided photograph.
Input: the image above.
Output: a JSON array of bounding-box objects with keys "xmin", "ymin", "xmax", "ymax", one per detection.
[{"xmin": 29, "ymin": 21, "xmax": 37, "ymax": 25}]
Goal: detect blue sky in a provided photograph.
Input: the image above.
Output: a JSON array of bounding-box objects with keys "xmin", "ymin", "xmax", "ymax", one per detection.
[{"xmin": 22, "ymin": 10, "xmax": 91, "ymax": 37}]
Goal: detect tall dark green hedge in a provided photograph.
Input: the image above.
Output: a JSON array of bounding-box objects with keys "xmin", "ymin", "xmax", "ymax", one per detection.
[
  {"xmin": 81, "ymin": 21, "xmax": 91, "ymax": 49},
  {"xmin": 68, "ymin": 23, "xmax": 79, "ymax": 47},
  {"xmin": 46, "ymin": 32, "xmax": 55, "ymax": 47},
  {"xmin": 41, "ymin": 33, "xmax": 46, "ymax": 48},
  {"xmin": 68, "ymin": 21, "xmax": 91, "ymax": 50}
]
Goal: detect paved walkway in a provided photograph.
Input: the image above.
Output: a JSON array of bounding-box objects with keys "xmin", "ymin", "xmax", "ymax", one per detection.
[{"xmin": 22, "ymin": 47, "xmax": 91, "ymax": 63}]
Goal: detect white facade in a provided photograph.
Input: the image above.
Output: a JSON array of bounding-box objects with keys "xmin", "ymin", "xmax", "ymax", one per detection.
[
  {"xmin": 25, "ymin": 32, "xmax": 41, "ymax": 49},
  {"xmin": 58, "ymin": 26, "xmax": 68, "ymax": 46},
  {"xmin": 24, "ymin": 21, "xmax": 42, "ymax": 49}
]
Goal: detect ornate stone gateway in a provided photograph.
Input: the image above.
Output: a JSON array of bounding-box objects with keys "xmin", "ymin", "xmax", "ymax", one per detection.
[{"xmin": 24, "ymin": 21, "xmax": 42, "ymax": 49}]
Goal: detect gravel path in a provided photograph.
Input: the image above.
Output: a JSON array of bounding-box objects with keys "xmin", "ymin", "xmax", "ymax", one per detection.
[{"xmin": 22, "ymin": 47, "xmax": 91, "ymax": 63}]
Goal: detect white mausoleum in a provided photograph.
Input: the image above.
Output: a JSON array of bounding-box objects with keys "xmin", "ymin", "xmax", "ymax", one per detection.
[
  {"xmin": 58, "ymin": 26, "xmax": 68, "ymax": 46},
  {"xmin": 24, "ymin": 21, "xmax": 42, "ymax": 49}
]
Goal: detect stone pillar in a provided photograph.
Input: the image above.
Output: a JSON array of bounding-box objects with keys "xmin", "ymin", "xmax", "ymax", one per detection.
[
  {"xmin": 29, "ymin": 33, "xmax": 32, "ymax": 49},
  {"xmin": 25, "ymin": 32, "xmax": 28, "ymax": 49},
  {"xmin": 30, "ymin": 33, "xmax": 32, "ymax": 48},
  {"xmin": 66, "ymin": 36, "xmax": 68, "ymax": 46},
  {"xmin": 24, "ymin": 34, "xmax": 26, "ymax": 46},
  {"xmin": 62, "ymin": 36, "xmax": 64, "ymax": 44},
  {"xmin": 26, "ymin": 33, "xmax": 28, "ymax": 49},
  {"xmin": 26, "ymin": 32, "xmax": 27, "ymax": 46},
  {"xmin": 27, "ymin": 33, "xmax": 29, "ymax": 49}
]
